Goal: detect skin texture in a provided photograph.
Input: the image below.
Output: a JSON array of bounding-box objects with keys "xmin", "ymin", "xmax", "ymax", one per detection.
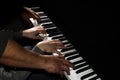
[{"xmin": 0, "ymin": 39, "xmax": 73, "ymax": 76}]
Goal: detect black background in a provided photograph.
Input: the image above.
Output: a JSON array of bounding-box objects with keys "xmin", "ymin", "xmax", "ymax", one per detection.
[{"xmin": 24, "ymin": 0, "xmax": 119, "ymax": 80}]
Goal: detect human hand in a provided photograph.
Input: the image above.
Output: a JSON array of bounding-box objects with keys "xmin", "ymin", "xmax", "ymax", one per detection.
[
  {"xmin": 21, "ymin": 7, "xmax": 40, "ymax": 26},
  {"xmin": 22, "ymin": 25, "xmax": 47, "ymax": 40},
  {"xmin": 36, "ymin": 39, "xmax": 65, "ymax": 55},
  {"xmin": 42, "ymin": 55, "xmax": 74, "ymax": 76}
]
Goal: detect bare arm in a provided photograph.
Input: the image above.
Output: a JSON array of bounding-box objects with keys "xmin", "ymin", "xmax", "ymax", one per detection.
[
  {"xmin": 0, "ymin": 39, "xmax": 46, "ymax": 69},
  {"xmin": 0, "ymin": 39, "xmax": 73, "ymax": 75}
]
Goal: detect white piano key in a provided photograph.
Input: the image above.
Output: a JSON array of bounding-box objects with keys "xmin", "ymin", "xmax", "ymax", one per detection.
[
  {"xmin": 40, "ymin": 22, "xmax": 53, "ymax": 25},
  {"xmin": 62, "ymin": 40, "xmax": 69, "ymax": 43},
  {"xmin": 29, "ymin": 18, "xmax": 38, "ymax": 26},
  {"xmin": 37, "ymin": 11, "xmax": 44, "ymax": 14},
  {"xmin": 66, "ymin": 45, "xmax": 73, "ymax": 47},
  {"xmin": 41, "ymin": 19, "xmax": 51, "ymax": 22},
  {"xmin": 65, "ymin": 67, "xmax": 93, "ymax": 80},
  {"xmin": 51, "ymin": 34, "xmax": 64, "ymax": 38},
  {"xmin": 84, "ymin": 74, "xmax": 97, "ymax": 80},
  {"xmin": 64, "ymin": 69, "xmax": 78, "ymax": 80},
  {"xmin": 75, "ymin": 61, "xmax": 86, "ymax": 66},
  {"xmin": 64, "ymin": 43, "xmax": 73, "ymax": 47},
  {"xmin": 66, "ymin": 54, "xmax": 80, "ymax": 59},
  {"xmin": 35, "ymin": 9, "xmax": 102, "ymax": 80},
  {"xmin": 62, "ymin": 49, "xmax": 77, "ymax": 55},
  {"xmin": 45, "ymin": 26, "xmax": 56, "ymax": 30},
  {"xmin": 97, "ymin": 78, "xmax": 102, "ymax": 80},
  {"xmin": 74, "ymin": 65, "xmax": 89, "ymax": 72},
  {"xmin": 31, "ymin": 7, "xmax": 40, "ymax": 9},
  {"xmin": 77, "ymin": 69, "xmax": 94, "ymax": 80},
  {"xmin": 40, "ymin": 16, "xmax": 48, "ymax": 19},
  {"xmin": 52, "ymin": 36, "xmax": 66, "ymax": 40},
  {"xmin": 41, "ymin": 18, "xmax": 50, "ymax": 21},
  {"xmin": 70, "ymin": 57, "xmax": 83, "ymax": 63}
]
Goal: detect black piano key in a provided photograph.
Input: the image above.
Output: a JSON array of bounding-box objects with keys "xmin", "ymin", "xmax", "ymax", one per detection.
[
  {"xmin": 41, "ymin": 20, "xmax": 52, "ymax": 24},
  {"xmin": 45, "ymin": 26, "xmax": 57, "ymax": 30},
  {"xmin": 40, "ymin": 17, "xmax": 49, "ymax": 21},
  {"xmin": 49, "ymin": 32, "xmax": 61, "ymax": 37},
  {"xmin": 41, "ymin": 19, "xmax": 51, "ymax": 23},
  {"xmin": 52, "ymin": 34, "xmax": 64, "ymax": 39},
  {"xmin": 46, "ymin": 27, "xmax": 61, "ymax": 34},
  {"xmin": 62, "ymin": 40, "xmax": 70, "ymax": 45},
  {"xmin": 52, "ymin": 35, "xmax": 63, "ymax": 39},
  {"xmin": 72, "ymin": 59, "xmax": 85, "ymax": 65},
  {"xmin": 42, "ymin": 23, "xmax": 56, "ymax": 28},
  {"xmin": 53, "ymin": 37, "xmax": 72, "ymax": 47},
  {"xmin": 40, "ymin": 18, "xmax": 51, "ymax": 24},
  {"xmin": 41, "ymin": 24, "xmax": 63, "ymax": 36},
  {"xmin": 41, "ymin": 21, "xmax": 53, "ymax": 25},
  {"xmin": 73, "ymin": 62, "xmax": 88, "ymax": 70},
  {"xmin": 31, "ymin": 7, "xmax": 41, "ymax": 12},
  {"xmin": 89, "ymin": 75, "xmax": 100, "ymax": 80},
  {"xmin": 81, "ymin": 71, "xmax": 96, "ymax": 80},
  {"xmin": 46, "ymin": 29, "xmax": 61, "ymax": 36},
  {"xmin": 54, "ymin": 36, "xmax": 66, "ymax": 41},
  {"xmin": 61, "ymin": 46, "xmax": 74, "ymax": 52},
  {"xmin": 76, "ymin": 66, "xmax": 91, "ymax": 74},
  {"xmin": 67, "ymin": 54, "xmax": 80, "ymax": 60},
  {"xmin": 39, "ymin": 13, "xmax": 47, "ymax": 17},
  {"xmin": 60, "ymin": 38, "xmax": 67, "ymax": 41},
  {"xmin": 64, "ymin": 44, "xmax": 73, "ymax": 48},
  {"xmin": 40, "ymin": 16, "xmax": 48, "ymax": 19}
]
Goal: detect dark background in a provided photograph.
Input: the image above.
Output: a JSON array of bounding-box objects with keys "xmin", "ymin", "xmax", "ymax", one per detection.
[{"xmin": 24, "ymin": 0, "xmax": 119, "ymax": 80}]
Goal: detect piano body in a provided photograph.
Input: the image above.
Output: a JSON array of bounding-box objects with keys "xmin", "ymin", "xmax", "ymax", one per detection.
[{"xmin": 31, "ymin": 7, "xmax": 102, "ymax": 80}]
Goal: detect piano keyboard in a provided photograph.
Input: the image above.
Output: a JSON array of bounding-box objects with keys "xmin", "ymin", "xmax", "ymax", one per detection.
[{"xmin": 32, "ymin": 7, "xmax": 102, "ymax": 80}]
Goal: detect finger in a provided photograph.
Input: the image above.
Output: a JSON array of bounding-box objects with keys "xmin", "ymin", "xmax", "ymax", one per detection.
[
  {"xmin": 36, "ymin": 28, "xmax": 47, "ymax": 34},
  {"xmin": 55, "ymin": 43, "xmax": 65, "ymax": 49},
  {"xmin": 53, "ymin": 39, "xmax": 62, "ymax": 43},
  {"xmin": 34, "ymin": 13, "xmax": 41, "ymax": 22},
  {"xmin": 38, "ymin": 25, "xmax": 44, "ymax": 28},
  {"xmin": 58, "ymin": 55, "xmax": 65, "ymax": 59},
  {"xmin": 52, "ymin": 42, "xmax": 65, "ymax": 49},
  {"xmin": 61, "ymin": 65, "xmax": 70, "ymax": 75},
  {"xmin": 53, "ymin": 39, "xmax": 63, "ymax": 44},
  {"xmin": 34, "ymin": 33, "xmax": 44, "ymax": 40},
  {"xmin": 40, "ymin": 30, "xmax": 47, "ymax": 34},
  {"xmin": 63, "ymin": 60, "xmax": 74, "ymax": 68},
  {"xmin": 54, "ymin": 50, "xmax": 62, "ymax": 55},
  {"xmin": 32, "ymin": 12, "xmax": 41, "ymax": 22},
  {"xmin": 37, "ymin": 27, "xmax": 47, "ymax": 34}
]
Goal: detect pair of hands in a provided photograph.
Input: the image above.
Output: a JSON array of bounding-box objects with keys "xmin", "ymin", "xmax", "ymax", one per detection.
[
  {"xmin": 21, "ymin": 7, "xmax": 41, "ymax": 26},
  {"xmin": 22, "ymin": 7, "xmax": 64, "ymax": 55},
  {"xmin": 22, "ymin": 23, "xmax": 63, "ymax": 55},
  {"xmin": 21, "ymin": 7, "xmax": 73, "ymax": 76},
  {"xmin": 22, "ymin": 7, "xmax": 48, "ymax": 40},
  {"xmin": 22, "ymin": 6, "xmax": 46, "ymax": 39}
]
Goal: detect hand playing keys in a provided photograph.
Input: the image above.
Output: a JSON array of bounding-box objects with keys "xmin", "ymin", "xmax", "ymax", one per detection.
[
  {"xmin": 30, "ymin": 18, "xmax": 74, "ymax": 76},
  {"xmin": 29, "ymin": 18, "xmax": 50, "ymax": 40}
]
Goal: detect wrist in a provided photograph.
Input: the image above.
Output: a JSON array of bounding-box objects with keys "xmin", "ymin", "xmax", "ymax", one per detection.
[{"xmin": 36, "ymin": 55, "xmax": 48, "ymax": 70}]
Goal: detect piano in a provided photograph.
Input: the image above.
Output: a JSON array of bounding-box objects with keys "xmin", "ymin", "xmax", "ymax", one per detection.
[{"xmin": 31, "ymin": 7, "xmax": 102, "ymax": 80}]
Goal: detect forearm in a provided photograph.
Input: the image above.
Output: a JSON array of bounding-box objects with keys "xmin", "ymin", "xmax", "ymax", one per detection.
[{"xmin": 0, "ymin": 39, "xmax": 46, "ymax": 69}]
